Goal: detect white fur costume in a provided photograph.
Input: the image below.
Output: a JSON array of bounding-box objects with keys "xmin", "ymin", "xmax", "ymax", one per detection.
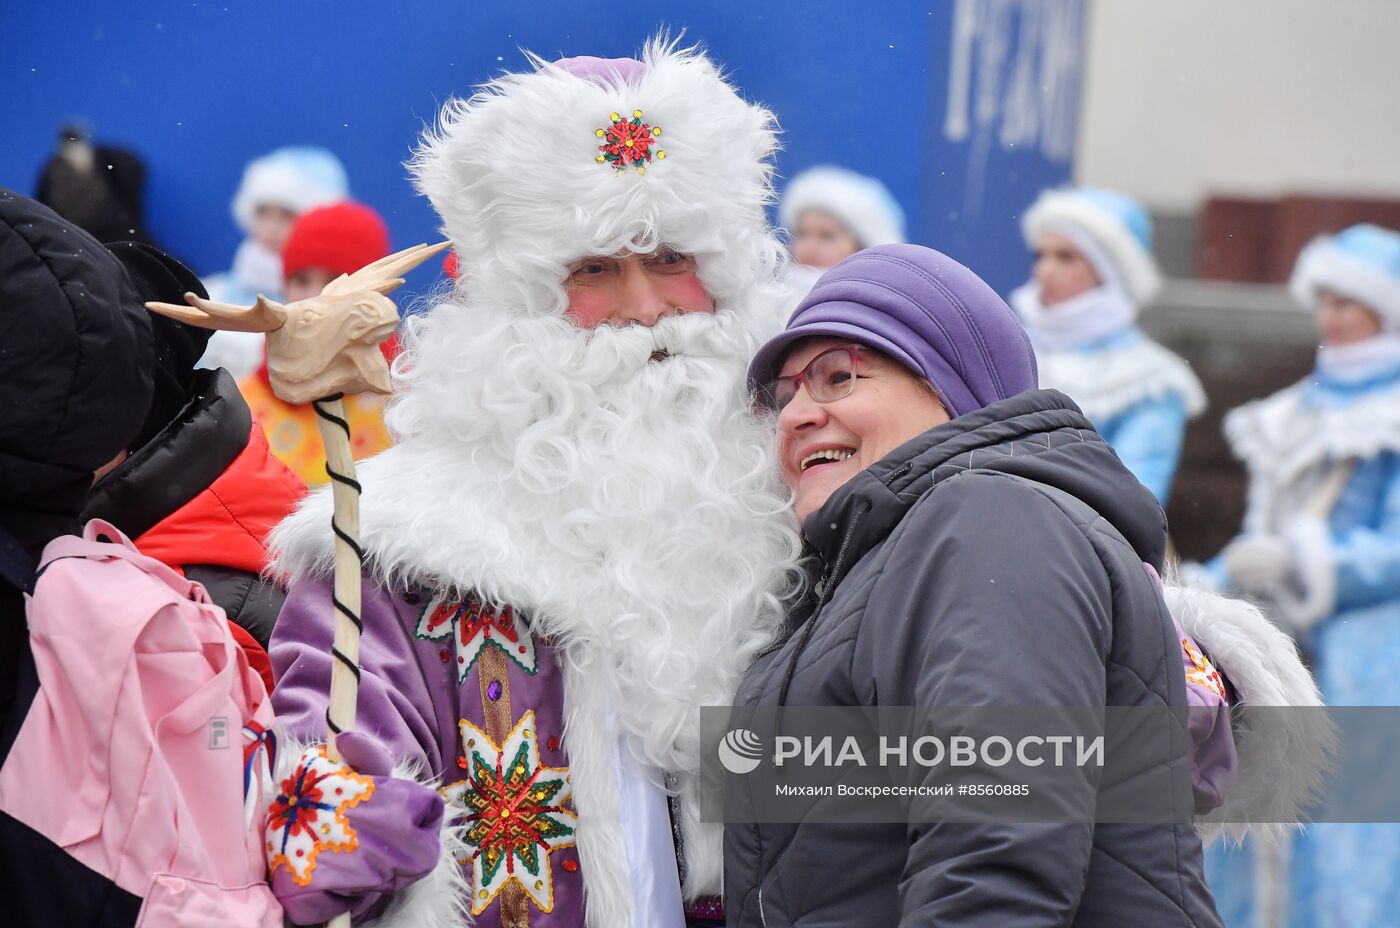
[{"xmin": 269, "ymin": 40, "xmax": 802, "ymax": 928}]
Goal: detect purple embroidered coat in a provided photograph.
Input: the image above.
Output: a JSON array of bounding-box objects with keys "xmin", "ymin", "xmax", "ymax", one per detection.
[{"xmin": 271, "ymin": 574, "xmax": 587, "ymax": 926}]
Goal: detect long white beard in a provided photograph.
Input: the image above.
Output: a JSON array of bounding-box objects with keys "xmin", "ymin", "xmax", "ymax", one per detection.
[{"xmin": 272, "ymin": 298, "xmax": 802, "ymax": 776}]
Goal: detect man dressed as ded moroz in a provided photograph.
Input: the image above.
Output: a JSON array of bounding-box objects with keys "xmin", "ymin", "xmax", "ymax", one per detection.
[{"xmin": 263, "ymin": 38, "xmax": 803, "ymax": 928}]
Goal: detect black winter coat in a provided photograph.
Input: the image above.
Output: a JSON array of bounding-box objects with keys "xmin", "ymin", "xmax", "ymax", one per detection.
[
  {"xmin": 724, "ymin": 390, "xmax": 1223, "ymax": 928},
  {"xmin": 0, "ymin": 188, "xmax": 152, "ymax": 925}
]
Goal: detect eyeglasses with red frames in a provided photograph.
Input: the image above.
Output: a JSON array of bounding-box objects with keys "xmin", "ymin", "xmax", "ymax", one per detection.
[{"xmin": 756, "ymin": 344, "xmax": 867, "ymax": 412}]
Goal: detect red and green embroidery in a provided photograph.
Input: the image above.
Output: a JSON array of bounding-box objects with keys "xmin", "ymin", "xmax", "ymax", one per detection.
[
  {"xmin": 416, "ymin": 592, "xmax": 538, "ymax": 682},
  {"xmin": 595, "ymin": 109, "xmax": 665, "ymax": 174},
  {"xmin": 266, "ymin": 745, "xmax": 375, "ymax": 887},
  {"xmin": 443, "ymin": 711, "xmax": 577, "ymax": 914}
]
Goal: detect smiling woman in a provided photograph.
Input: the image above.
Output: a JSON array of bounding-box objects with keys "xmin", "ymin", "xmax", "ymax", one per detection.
[
  {"xmin": 761, "ymin": 339, "xmax": 950, "ymax": 522},
  {"xmin": 727, "ymin": 243, "xmax": 1238, "ymax": 927}
]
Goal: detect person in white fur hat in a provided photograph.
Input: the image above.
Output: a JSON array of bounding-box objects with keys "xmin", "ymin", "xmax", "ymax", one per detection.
[
  {"xmin": 261, "ymin": 39, "xmax": 800, "ymax": 928},
  {"xmin": 777, "ymin": 165, "xmax": 904, "ymax": 299},
  {"xmin": 1011, "ymin": 186, "xmax": 1206, "ymax": 504},
  {"xmin": 199, "ymin": 146, "xmax": 349, "ymax": 379},
  {"xmin": 1202, "ymin": 223, "xmax": 1400, "ymax": 928}
]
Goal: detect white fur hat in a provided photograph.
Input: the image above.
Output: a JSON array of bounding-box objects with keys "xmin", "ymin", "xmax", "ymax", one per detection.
[
  {"xmin": 409, "ymin": 38, "xmax": 782, "ymax": 312},
  {"xmin": 778, "ymin": 166, "xmax": 905, "ymax": 249},
  {"xmin": 1290, "ymin": 223, "xmax": 1400, "ymax": 330},
  {"xmin": 230, "ymin": 146, "xmax": 348, "ymax": 233},
  {"xmin": 1022, "ymin": 186, "xmax": 1162, "ymax": 304}
]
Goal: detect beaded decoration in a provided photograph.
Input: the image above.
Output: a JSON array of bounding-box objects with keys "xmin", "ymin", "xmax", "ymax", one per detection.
[
  {"xmin": 595, "ymin": 109, "xmax": 666, "ymax": 174},
  {"xmin": 416, "ymin": 591, "xmax": 538, "ymax": 683},
  {"xmin": 444, "ymin": 711, "xmax": 577, "ymax": 914},
  {"xmin": 266, "ymin": 745, "xmax": 375, "ymax": 887}
]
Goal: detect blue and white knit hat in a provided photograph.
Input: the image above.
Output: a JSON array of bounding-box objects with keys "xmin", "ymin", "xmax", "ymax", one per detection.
[
  {"xmin": 231, "ymin": 146, "xmax": 349, "ymax": 233},
  {"xmin": 1290, "ymin": 223, "xmax": 1400, "ymax": 330},
  {"xmin": 779, "ymin": 166, "xmax": 906, "ymax": 249},
  {"xmin": 1021, "ymin": 186, "xmax": 1161, "ymax": 304}
]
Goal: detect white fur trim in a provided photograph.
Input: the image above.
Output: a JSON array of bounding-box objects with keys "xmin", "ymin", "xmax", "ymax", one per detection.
[
  {"xmin": 266, "ymin": 307, "xmax": 798, "ymax": 925},
  {"xmin": 1224, "ymin": 379, "xmax": 1400, "ymax": 522},
  {"xmin": 267, "ymin": 643, "xmax": 713, "ymax": 928},
  {"xmin": 778, "ymin": 166, "xmax": 905, "ymax": 249},
  {"xmin": 409, "ymin": 38, "xmax": 784, "ymax": 315},
  {"xmin": 284, "ymin": 635, "xmax": 721, "ymax": 928},
  {"xmin": 231, "ymin": 157, "xmax": 346, "ymax": 233},
  {"xmin": 1162, "ymin": 580, "xmax": 1337, "ymax": 845},
  {"xmin": 1022, "ymin": 189, "xmax": 1161, "ymax": 303},
  {"xmin": 1290, "ymin": 235, "xmax": 1400, "ymax": 328},
  {"xmin": 560, "ymin": 659, "xmax": 634, "ymax": 927},
  {"xmin": 1035, "ymin": 332, "xmax": 1206, "ymax": 422}
]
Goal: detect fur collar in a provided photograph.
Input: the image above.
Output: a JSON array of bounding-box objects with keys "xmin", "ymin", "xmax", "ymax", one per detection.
[
  {"xmin": 1034, "ymin": 331, "xmax": 1206, "ymax": 423},
  {"xmin": 1225, "ymin": 376, "xmax": 1400, "ymax": 489}
]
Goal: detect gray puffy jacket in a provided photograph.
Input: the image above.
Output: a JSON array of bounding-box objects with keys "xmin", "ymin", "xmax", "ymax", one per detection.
[{"xmin": 724, "ymin": 390, "xmax": 1223, "ymax": 927}]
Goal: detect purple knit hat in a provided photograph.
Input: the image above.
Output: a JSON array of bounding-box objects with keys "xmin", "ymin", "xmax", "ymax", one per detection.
[{"xmin": 749, "ymin": 244, "xmax": 1039, "ymax": 417}]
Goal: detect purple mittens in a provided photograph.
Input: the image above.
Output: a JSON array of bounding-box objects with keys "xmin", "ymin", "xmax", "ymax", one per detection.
[{"xmin": 267, "ymin": 731, "xmax": 446, "ymax": 925}]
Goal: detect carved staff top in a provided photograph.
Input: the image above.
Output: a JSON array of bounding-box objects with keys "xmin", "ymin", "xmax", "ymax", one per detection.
[{"xmin": 147, "ymin": 241, "xmax": 449, "ymax": 404}]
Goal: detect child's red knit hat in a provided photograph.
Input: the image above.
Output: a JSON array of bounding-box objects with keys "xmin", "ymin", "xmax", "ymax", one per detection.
[{"xmin": 281, "ymin": 201, "xmax": 390, "ymax": 281}]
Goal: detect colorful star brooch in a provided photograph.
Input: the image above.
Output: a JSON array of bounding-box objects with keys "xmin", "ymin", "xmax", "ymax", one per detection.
[
  {"xmin": 595, "ymin": 109, "xmax": 665, "ymax": 174},
  {"xmin": 445, "ymin": 711, "xmax": 577, "ymax": 914}
]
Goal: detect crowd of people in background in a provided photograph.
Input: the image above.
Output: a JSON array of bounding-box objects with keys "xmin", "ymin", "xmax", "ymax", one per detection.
[{"xmin": 3, "ymin": 40, "xmax": 1399, "ymax": 927}]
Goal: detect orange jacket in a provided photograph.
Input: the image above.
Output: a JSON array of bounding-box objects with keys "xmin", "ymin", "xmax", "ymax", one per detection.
[{"xmin": 240, "ymin": 367, "xmax": 393, "ymax": 486}]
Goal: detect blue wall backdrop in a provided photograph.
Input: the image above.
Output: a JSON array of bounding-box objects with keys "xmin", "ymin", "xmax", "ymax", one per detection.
[{"xmin": 0, "ymin": 0, "xmax": 1086, "ymax": 297}]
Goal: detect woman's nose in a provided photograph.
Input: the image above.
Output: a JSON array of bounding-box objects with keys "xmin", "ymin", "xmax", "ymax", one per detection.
[{"xmin": 777, "ymin": 383, "xmax": 827, "ymax": 434}]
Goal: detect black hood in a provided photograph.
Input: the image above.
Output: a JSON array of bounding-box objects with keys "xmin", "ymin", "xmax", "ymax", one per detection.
[
  {"xmin": 0, "ymin": 187, "xmax": 153, "ymax": 558},
  {"xmin": 84, "ymin": 368, "xmax": 250, "ymax": 539},
  {"xmin": 804, "ymin": 389, "xmax": 1168, "ymax": 588},
  {"xmin": 104, "ymin": 241, "xmax": 212, "ymax": 451}
]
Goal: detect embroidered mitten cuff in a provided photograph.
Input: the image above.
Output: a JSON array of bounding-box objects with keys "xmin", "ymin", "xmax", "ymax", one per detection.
[{"xmin": 266, "ymin": 731, "xmax": 445, "ymax": 925}]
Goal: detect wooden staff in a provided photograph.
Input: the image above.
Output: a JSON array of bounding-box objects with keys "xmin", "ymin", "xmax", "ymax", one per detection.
[
  {"xmin": 148, "ymin": 240, "xmax": 449, "ymax": 928},
  {"xmin": 314, "ymin": 393, "xmax": 364, "ymax": 753}
]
